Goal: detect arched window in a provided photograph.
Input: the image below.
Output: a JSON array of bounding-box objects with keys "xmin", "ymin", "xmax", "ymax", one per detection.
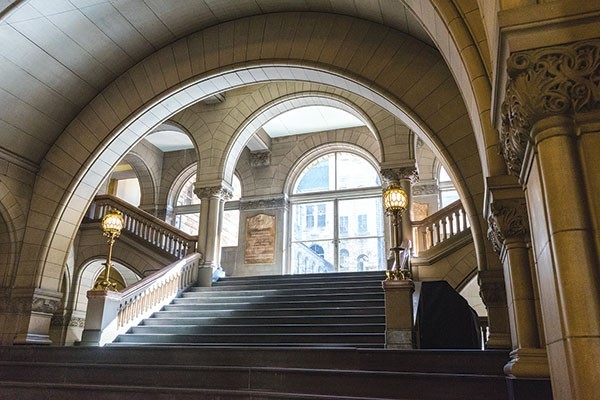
[
  {"xmin": 438, "ymin": 166, "xmax": 459, "ymax": 208},
  {"xmin": 289, "ymin": 151, "xmax": 385, "ymax": 274}
]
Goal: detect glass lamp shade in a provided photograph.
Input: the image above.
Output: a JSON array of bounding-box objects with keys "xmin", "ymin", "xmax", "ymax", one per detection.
[
  {"xmin": 383, "ymin": 184, "xmax": 408, "ymax": 213},
  {"xmin": 101, "ymin": 209, "xmax": 124, "ymax": 237}
]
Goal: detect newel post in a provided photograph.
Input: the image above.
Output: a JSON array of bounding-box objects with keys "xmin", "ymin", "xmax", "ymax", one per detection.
[{"xmin": 79, "ymin": 289, "xmax": 121, "ymax": 346}]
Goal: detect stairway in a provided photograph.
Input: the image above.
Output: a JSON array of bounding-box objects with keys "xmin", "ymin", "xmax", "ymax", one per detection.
[
  {"xmin": 0, "ymin": 271, "xmax": 511, "ymax": 399},
  {"xmin": 110, "ymin": 270, "xmax": 387, "ymax": 347}
]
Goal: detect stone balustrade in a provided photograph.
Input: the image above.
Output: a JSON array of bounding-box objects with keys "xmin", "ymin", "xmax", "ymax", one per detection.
[
  {"xmin": 80, "ymin": 253, "xmax": 201, "ymax": 346},
  {"xmin": 412, "ymin": 200, "xmax": 470, "ymax": 255},
  {"xmin": 88, "ymin": 194, "xmax": 197, "ymax": 259}
]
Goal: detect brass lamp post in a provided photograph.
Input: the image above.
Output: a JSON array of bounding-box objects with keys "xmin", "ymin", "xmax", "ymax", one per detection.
[
  {"xmin": 383, "ymin": 183, "xmax": 409, "ymax": 280},
  {"xmin": 96, "ymin": 209, "xmax": 124, "ymax": 291}
]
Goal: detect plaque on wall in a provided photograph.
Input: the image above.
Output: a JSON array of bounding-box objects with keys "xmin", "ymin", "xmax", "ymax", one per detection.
[
  {"xmin": 413, "ymin": 202, "xmax": 429, "ymax": 221},
  {"xmin": 244, "ymin": 213, "xmax": 276, "ymax": 264}
]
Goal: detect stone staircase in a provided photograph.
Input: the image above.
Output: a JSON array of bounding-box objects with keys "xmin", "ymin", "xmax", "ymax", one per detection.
[
  {"xmin": 110, "ymin": 271, "xmax": 387, "ymax": 347},
  {"xmin": 0, "ymin": 271, "xmax": 511, "ymax": 399}
]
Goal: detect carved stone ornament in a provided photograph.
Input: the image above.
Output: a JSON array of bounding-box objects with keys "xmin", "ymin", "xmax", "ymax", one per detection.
[
  {"xmin": 194, "ymin": 185, "xmax": 233, "ymax": 201},
  {"xmin": 500, "ymin": 40, "xmax": 600, "ymax": 177},
  {"xmin": 380, "ymin": 166, "xmax": 419, "ymax": 184},
  {"xmin": 31, "ymin": 295, "xmax": 61, "ymax": 314},
  {"xmin": 240, "ymin": 197, "xmax": 288, "ymax": 211},
  {"xmin": 412, "ymin": 183, "xmax": 438, "ymax": 196},
  {"xmin": 249, "ymin": 151, "xmax": 271, "ymax": 168},
  {"xmin": 69, "ymin": 317, "xmax": 86, "ymax": 328},
  {"xmin": 479, "ymin": 282, "xmax": 507, "ymax": 306},
  {"xmin": 487, "ymin": 199, "xmax": 530, "ymax": 254}
]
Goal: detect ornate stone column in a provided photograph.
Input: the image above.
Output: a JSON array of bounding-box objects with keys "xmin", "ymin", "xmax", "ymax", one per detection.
[
  {"xmin": 488, "ymin": 197, "xmax": 549, "ymax": 384},
  {"xmin": 500, "ymin": 40, "xmax": 600, "ymax": 400},
  {"xmin": 194, "ymin": 183, "xmax": 233, "ymax": 285}
]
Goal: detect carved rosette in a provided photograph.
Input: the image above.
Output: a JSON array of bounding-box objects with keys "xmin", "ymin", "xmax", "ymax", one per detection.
[
  {"xmin": 381, "ymin": 166, "xmax": 419, "ymax": 184},
  {"xmin": 249, "ymin": 151, "xmax": 271, "ymax": 167},
  {"xmin": 487, "ymin": 199, "xmax": 530, "ymax": 254},
  {"xmin": 500, "ymin": 40, "xmax": 600, "ymax": 177},
  {"xmin": 194, "ymin": 185, "xmax": 233, "ymax": 201},
  {"xmin": 69, "ymin": 317, "xmax": 86, "ymax": 328}
]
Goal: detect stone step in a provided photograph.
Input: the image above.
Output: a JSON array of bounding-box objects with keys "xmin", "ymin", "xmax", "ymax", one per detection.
[
  {"xmin": 214, "ymin": 274, "xmax": 385, "ymax": 287},
  {"xmin": 151, "ymin": 306, "xmax": 384, "ymax": 318},
  {"xmin": 113, "ymin": 332, "xmax": 385, "ymax": 345},
  {"xmin": 163, "ymin": 299, "xmax": 384, "ymax": 311},
  {"xmin": 141, "ymin": 315, "xmax": 386, "ymax": 326},
  {"xmin": 0, "ymin": 347, "xmax": 509, "ymax": 376},
  {"xmin": 218, "ymin": 270, "xmax": 385, "ymax": 283},
  {"xmin": 183, "ymin": 286, "xmax": 382, "ymax": 297},
  {"xmin": 130, "ymin": 323, "xmax": 384, "ymax": 335},
  {"xmin": 199, "ymin": 279, "xmax": 384, "ymax": 291},
  {"xmin": 173, "ymin": 291, "xmax": 383, "ymax": 304},
  {"xmin": 0, "ymin": 359, "xmax": 507, "ymax": 400}
]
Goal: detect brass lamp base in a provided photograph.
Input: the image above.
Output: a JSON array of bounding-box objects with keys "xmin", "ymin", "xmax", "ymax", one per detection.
[
  {"xmin": 95, "ymin": 280, "xmax": 117, "ymax": 291},
  {"xmin": 386, "ymin": 269, "xmax": 411, "ymax": 281}
]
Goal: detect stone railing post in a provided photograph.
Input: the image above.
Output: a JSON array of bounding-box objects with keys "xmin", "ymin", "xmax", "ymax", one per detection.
[
  {"xmin": 78, "ymin": 290, "xmax": 121, "ymax": 346},
  {"xmin": 382, "ymin": 279, "xmax": 415, "ymax": 349}
]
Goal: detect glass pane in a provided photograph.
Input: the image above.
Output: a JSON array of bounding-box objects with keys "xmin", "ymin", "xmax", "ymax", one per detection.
[
  {"xmin": 291, "ymin": 202, "xmax": 334, "ymax": 242},
  {"xmin": 293, "ymin": 154, "xmax": 334, "ymax": 194},
  {"xmin": 291, "ymin": 241, "xmax": 335, "ymax": 274},
  {"xmin": 177, "ymin": 174, "xmax": 200, "ymax": 206},
  {"xmin": 338, "ymin": 237, "xmax": 386, "ymax": 272},
  {"xmin": 336, "ymin": 152, "xmax": 380, "ymax": 190},
  {"xmin": 222, "ymin": 210, "xmax": 239, "ymax": 246},
  {"xmin": 338, "ymin": 197, "xmax": 384, "ymax": 238},
  {"xmin": 441, "ymin": 190, "xmax": 459, "ymax": 208},
  {"xmin": 174, "ymin": 213, "xmax": 199, "ymax": 236}
]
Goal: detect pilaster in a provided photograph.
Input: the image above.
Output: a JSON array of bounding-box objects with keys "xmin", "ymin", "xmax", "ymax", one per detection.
[{"xmin": 498, "ymin": 39, "xmax": 600, "ymax": 399}]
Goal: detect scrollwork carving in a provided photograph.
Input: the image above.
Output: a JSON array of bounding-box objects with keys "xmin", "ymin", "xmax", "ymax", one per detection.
[
  {"xmin": 487, "ymin": 199, "xmax": 529, "ymax": 254},
  {"xmin": 500, "ymin": 40, "xmax": 600, "ymax": 177},
  {"xmin": 194, "ymin": 185, "xmax": 233, "ymax": 201},
  {"xmin": 249, "ymin": 151, "xmax": 271, "ymax": 167},
  {"xmin": 381, "ymin": 166, "xmax": 419, "ymax": 184}
]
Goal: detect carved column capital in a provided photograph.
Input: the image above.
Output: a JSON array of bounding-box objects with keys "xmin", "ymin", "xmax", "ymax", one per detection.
[
  {"xmin": 381, "ymin": 166, "xmax": 419, "ymax": 184},
  {"xmin": 249, "ymin": 150, "xmax": 271, "ymax": 167},
  {"xmin": 487, "ymin": 199, "xmax": 530, "ymax": 254},
  {"xmin": 500, "ymin": 40, "xmax": 600, "ymax": 177},
  {"xmin": 194, "ymin": 185, "xmax": 233, "ymax": 201}
]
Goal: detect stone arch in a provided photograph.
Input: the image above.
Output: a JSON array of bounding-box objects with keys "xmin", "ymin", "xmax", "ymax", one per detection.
[
  {"xmin": 22, "ymin": 12, "xmax": 489, "ymax": 294},
  {"xmin": 0, "ymin": 181, "xmax": 26, "ymax": 288},
  {"xmin": 121, "ymin": 152, "xmax": 157, "ymax": 209},
  {"xmin": 217, "ymin": 91, "xmax": 385, "ymax": 188}
]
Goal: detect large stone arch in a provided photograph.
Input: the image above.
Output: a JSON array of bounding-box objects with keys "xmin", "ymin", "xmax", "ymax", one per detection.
[
  {"xmin": 218, "ymin": 91, "xmax": 387, "ymax": 188},
  {"xmin": 0, "ymin": 181, "xmax": 26, "ymax": 288},
  {"xmin": 21, "ymin": 12, "xmax": 490, "ymax": 295}
]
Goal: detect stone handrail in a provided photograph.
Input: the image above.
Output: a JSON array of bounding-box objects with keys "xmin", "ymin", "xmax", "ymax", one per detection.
[
  {"xmin": 412, "ymin": 200, "xmax": 470, "ymax": 255},
  {"xmin": 80, "ymin": 253, "xmax": 201, "ymax": 346},
  {"xmin": 88, "ymin": 194, "xmax": 197, "ymax": 259}
]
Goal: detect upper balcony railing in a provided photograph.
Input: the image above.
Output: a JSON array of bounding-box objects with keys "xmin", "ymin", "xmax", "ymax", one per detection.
[
  {"xmin": 87, "ymin": 194, "xmax": 197, "ymax": 259},
  {"xmin": 412, "ymin": 200, "xmax": 470, "ymax": 255}
]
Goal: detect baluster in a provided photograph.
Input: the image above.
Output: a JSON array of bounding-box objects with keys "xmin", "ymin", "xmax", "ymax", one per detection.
[
  {"xmin": 448, "ymin": 213, "xmax": 455, "ymax": 237},
  {"xmin": 433, "ymin": 221, "xmax": 440, "ymax": 245},
  {"xmin": 462, "ymin": 208, "xmax": 468, "ymax": 229}
]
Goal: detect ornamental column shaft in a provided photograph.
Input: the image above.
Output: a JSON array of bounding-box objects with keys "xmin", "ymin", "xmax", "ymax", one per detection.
[
  {"xmin": 499, "ymin": 40, "xmax": 600, "ymax": 400},
  {"xmin": 194, "ymin": 184, "xmax": 232, "ymax": 285},
  {"xmin": 488, "ymin": 196, "xmax": 548, "ymax": 382}
]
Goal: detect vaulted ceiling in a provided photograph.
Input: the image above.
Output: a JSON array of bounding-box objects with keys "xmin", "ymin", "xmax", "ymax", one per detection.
[{"xmin": 0, "ymin": 0, "xmax": 434, "ymax": 166}]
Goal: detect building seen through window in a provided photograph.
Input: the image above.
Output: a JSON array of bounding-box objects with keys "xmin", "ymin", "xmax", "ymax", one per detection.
[{"xmin": 290, "ymin": 152, "xmax": 385, "ymax": 274}]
